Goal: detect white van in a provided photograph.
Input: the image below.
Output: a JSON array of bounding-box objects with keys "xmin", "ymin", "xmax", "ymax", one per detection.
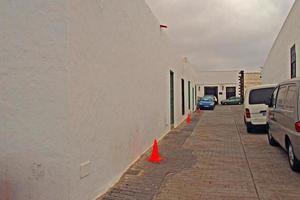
[
  {"xmin": 244, "ymin": 84, "xmax": 277, "ymax": 132},
  {"xmin": 268, "ymin": 79, "xmax": 300, "ymax": 171}
]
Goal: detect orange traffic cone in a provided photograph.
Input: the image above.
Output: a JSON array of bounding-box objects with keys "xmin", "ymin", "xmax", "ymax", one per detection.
[
  {"xmin": 148, "ymin": 139, "xmax": 162, "ymax": 163},
  {"xmin": 186, "ymin": 114, "xmax": 191, "ymax": 124}
]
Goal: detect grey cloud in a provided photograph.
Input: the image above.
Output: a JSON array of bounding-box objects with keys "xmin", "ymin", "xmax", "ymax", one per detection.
[{"xmin": 146, "ymin": 0, "xmax": 295, "ymax": 71}]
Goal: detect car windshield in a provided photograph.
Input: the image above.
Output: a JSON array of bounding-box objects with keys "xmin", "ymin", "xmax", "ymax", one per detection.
[
  {"xmin": 202, "ymin": 96, "xmax": 214, "ymax": 101},
  {"xmin": 249, "ymin": 87, "xmax": 275, "ymax": 105}
]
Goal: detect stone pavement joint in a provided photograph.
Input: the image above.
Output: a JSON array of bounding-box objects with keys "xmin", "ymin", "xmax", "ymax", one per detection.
[{"xmin": 234, "ymin": 117, "xmax": 261, "ymax": 200}]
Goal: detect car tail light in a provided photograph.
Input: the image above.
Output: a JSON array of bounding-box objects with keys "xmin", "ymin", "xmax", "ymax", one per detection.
[
  {"xmin": 245, "ymin": 109, "xmax": 251, "ymax": 118},
  {"xmin": 295, "ymin": 122, "xmax": 300, "ymax": 132}
]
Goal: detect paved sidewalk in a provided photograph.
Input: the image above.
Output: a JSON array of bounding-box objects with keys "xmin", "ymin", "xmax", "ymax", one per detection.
[
  {"xmin": 99, "ymin": 113, "xmax": 200, "ymax": 200},
  {"xmin": 99, "ymin": 106, "xmax": 300, "ymax": 200}
]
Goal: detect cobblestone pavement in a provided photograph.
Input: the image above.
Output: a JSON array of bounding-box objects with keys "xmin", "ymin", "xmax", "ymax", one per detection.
[{"xmin": 99, "ymin": 106, "xmax": 300, "ymax": 200}]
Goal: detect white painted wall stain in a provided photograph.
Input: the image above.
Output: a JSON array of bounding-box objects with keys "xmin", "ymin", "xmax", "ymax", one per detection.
[{"xmin": 0, "ymin": 0, "xmax": 198, "ymax": 199}]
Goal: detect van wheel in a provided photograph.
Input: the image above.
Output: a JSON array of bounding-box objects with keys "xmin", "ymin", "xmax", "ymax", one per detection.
[
  {"xmin": 246, "ymin": 126, "xmax": 252, "ymax": 133},
  {"xmin": 267, "ymin": 130, "xmax": 277, "ymax": 146},
  {"xmin": 246, "ymin": 123, "xmax": 253, "ymax": 133},
  {"xmin": 288, "ymin": 141, "xmax": 300, "ymax": 172}
]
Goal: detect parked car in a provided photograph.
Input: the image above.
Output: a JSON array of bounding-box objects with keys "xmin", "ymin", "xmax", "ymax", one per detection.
[
  {"xmin": 221, "ymin": 96, "xmax": 241, "ymax": 105},
  {"xmin": 198, "ymin": 95, "xmax": 215, "ymax": 110},
  {"xmin": 244, "ymin": 84, "xmax": 276, "ymax": 132},
  {"xmin": 267, "ymin": 79, "xmax": 300, "ymax": 172}
]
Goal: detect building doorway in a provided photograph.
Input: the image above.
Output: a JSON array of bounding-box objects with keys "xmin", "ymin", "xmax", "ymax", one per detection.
[
  {"xmin": 181, "ymin": 79, "xmax": 185, "ymax": 115},
  {"xmin": 192, "ymin": 87, "xmax": 195, "ymax": 111},
  {"xmin": 188, "ymin": 81, "xmax": 191, "ymax": 110},
  {"xmin": 226, "ymin": 87, "xmax": 236, "ymax": 99},
  {"xmin": 204, "ymin": 86, "xmax": 218, "ymax": 103},
  {"xmin": 170, "ymin": 71, "xmax": 175, "ymax": 126},
  {"xmin": 195, "ymin": 85, "xmax": 197, "ymax": 105}
]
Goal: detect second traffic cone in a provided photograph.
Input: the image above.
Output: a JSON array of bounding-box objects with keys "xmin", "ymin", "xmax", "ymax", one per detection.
[
  {"xmin": 186, "ymin": 114, "xmax": 191, "ymax": 124},
  {"xmin": 148, "ymin": 139, "xmax": 162, "ymax": 163}
]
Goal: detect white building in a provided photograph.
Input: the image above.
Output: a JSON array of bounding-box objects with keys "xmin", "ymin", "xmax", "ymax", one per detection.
[
  {"xmin": 262, "ymin": 1, "xmax": 300, "ymax": 84},
  {"xmin": 0, "ymin": 1, "xmax": 198, "ymax": 200},
  {"xmin": 196, "ymin": 70, "xmax": 241, "ymax": 103},
  {"xmin": 244, "ymin": 71, "xmax": 262, "ymax": 93}
]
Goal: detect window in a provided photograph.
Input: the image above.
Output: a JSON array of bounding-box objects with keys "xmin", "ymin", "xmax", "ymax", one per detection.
[
  {"xmin": 276, "ymin": 86, "xmax": 287, "ymax": 109},
  {"xmin": 291, "ymin": 45, "xmax": 296, "ymax": 78},
  {"xmin": 271, "ymin": 87, "xmax": 279, "ymax": 108},
  {"xmin": 249, "ymin": 87, "xmax": 275, "ymax": 105},
  {"xmin": 181, "ymin": 79, "xmax": 185, "ymax": 115},
  {"xmin": 285, "ymin": 85, "xmax": 296, "ymax": 111}
]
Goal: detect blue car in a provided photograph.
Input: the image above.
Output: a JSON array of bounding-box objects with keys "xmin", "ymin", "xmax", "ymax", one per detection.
[{"xmin": 198, "ymin": 95, "xmax": 216, "ymax": 110}]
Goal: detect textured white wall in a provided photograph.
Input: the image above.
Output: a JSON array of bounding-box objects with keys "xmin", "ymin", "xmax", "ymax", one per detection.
[
  {"xmin": 0, "ymin": 1, "xmax": 70, "ymax": 200},
  {"xmin": 0, "ymin": 0, "xmax": 198, "ymax": 199},
  {"xmin": 66, "ymin": 1, "xmax": 197, "ymax": 199},
  {"xmin": 262, "ymin": 1, "xmax": 300, "ymax": 84}
]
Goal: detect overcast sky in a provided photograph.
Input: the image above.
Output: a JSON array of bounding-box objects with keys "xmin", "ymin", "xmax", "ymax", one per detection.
[{"xmin": 146, "ymin": 0, "xmax": 295, "ymax": 71}]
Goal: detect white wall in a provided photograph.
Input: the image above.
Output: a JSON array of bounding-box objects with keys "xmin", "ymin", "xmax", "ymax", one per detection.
[
  {"xmin": 197, "ymin": 70, "xmax": 240, "ymax": 85},
  {"xmin": 262, "ymin": 1, "xmax": 300, "ymax": 84},
  {"xmin": 0, "ymin": 1, "xmax": 69, "ymax": 200},
  {"xmin": 0, "ymin": 0, "xmax": 198, "ymax": 200}
]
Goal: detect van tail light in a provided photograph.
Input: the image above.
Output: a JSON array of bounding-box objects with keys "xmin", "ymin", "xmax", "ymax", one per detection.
[
  {"xmin": 295, "ymin": 122, "xmax": 300, "ymax": 132},
  {"xmin": 245, "ymin": 109, "xmax": 251, "ymax": 118}
]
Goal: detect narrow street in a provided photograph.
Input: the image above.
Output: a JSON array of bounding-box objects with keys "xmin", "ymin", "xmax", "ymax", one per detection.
[{"xmin": 100, "ymin": 106, "xmax": 300, "ymax": 200}]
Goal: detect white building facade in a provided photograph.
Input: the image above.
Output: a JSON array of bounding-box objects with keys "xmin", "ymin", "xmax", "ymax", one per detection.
[
  {"xmin": 262, "ymin": 1, "xmax": 300, "ymax": 84},
  {"xmin": 0, "ymin": 1, "xmax": 198, "ymax": 200},
  {"xmin": 196, "ymin": 70, "xmax": 241, "ymax": 103}
]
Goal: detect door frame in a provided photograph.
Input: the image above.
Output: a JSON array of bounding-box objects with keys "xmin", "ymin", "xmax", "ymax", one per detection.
[{"xmin": 170, "ymin": 71, "xmax": 175, "ymax": 126}]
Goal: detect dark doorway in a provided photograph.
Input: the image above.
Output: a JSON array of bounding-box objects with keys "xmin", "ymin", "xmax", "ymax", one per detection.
[
  {"xmin": 226, "ymin": 87, "xmax": 236, "ymax": 99},
  {"xmin": 195, "ymin": 85, "xmax": 197, "ymax": 105},
  {"xmin": 192, "ymin": 87, "xmax": 195, "ymax": 111},
  {"xmin": 204, "ymin": 86, "xmax": 218, "ymax": 102},
  {"xmin": 181, "ymin": 79, "xmax": 185, "ymax": 115},
  {"xmin": 170, "ymin": 71, "xmax": 175, "ymax": 126},
  {"xmin": 188, "ymin": 81, "xmax": 191, "ymax": 110}
]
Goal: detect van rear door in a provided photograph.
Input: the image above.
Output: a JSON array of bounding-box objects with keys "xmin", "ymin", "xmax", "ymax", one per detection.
[{"xmin": 248, "ymin": 87, "xmax": 275, "ymax": 125}]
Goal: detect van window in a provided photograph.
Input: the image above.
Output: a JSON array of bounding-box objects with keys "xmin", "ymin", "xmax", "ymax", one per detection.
[
  {"xmin": 285, "ymin": 85, "xmax": 296, "ymax": 111},
  {"xmin": 276, "ymin": 86, "xmax": 287, "ymax": 109},
  {"xmin": 249, "ymin": 87, "xmax": 275, "ymax": 105}
]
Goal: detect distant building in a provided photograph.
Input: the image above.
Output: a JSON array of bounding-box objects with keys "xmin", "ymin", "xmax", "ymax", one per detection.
[
  {"xmin": 244, "ymin": 71, "xmax": 262, "ymax": 93},
  {"xmin": 196, "ymin": 70, "xmax": 240, "ymax": 103},
  {"xmin": 262, "ymin": 1, "xmax": 300, "ymax": 84}
]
